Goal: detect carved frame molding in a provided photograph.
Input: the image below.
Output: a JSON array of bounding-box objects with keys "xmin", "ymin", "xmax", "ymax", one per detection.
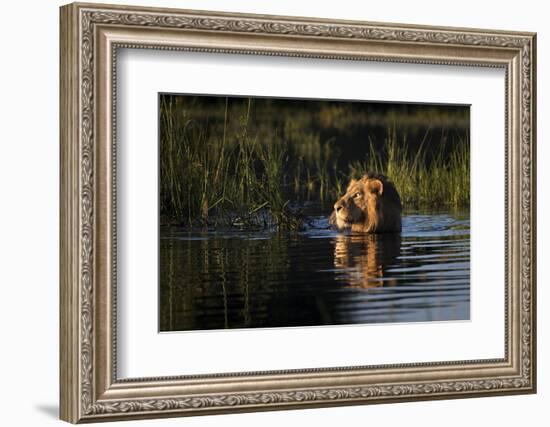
[{"xmin": 60, "ymin": 2, "xmax": 536, "ymax": 423}]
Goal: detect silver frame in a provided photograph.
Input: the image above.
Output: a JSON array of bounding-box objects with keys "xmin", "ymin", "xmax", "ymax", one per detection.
[{"xmin": 60, "ymin": 2, "xmax": 536, "ymax": 423}]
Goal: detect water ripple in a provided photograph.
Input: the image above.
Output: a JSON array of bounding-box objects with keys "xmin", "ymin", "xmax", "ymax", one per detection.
[{"xmin": 160, "ymin": 211, "xmax": 470, "ymax": 331}]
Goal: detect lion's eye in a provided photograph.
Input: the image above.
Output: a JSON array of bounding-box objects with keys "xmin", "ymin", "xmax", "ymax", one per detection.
[{"xmin": 353, "ymin": 192, "xmax": 362, "ymax": 198}]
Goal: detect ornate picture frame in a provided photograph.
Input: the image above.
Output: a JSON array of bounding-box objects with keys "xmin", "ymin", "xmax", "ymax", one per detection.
[{"xmin": 60, "ymin": 2, "xmax": 536, "ymax": 423}]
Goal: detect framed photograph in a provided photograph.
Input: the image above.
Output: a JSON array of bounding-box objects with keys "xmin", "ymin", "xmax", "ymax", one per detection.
[{"xmin": 60, "ymin": 2, "xmax": 536, "ymax": 423}]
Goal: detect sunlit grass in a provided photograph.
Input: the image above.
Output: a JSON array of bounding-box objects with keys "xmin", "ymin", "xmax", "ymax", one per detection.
[
  {"xmin": 357, "ymin": 128, "xmax": 470, "ymax": 208},
  {"xmin": 160, "ymin": 96, "xmax": 469, "ymax": 229}
]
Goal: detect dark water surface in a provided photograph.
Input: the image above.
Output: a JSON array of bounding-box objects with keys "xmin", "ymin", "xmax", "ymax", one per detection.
[{"xmin": 159, "ymin": 211, "xmax": 470, "ymax": 332}]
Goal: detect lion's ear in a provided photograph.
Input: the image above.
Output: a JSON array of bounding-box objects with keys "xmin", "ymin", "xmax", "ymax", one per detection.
[{"xmin": 368, "ymin": 179, "xmax": 384, "ymax": 196}]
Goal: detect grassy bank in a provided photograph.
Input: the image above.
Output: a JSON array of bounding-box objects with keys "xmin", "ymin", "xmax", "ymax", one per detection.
[
  {"xmin": 354, "ymin": 128, "xmax": 469, "ymax": 208},
  {"xmin": 160, "ymin": 96, "xmax": 469, "ymax": 228}
]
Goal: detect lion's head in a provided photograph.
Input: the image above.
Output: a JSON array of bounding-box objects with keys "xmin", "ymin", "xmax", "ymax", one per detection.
[{"xmin": 329, "ymin": 173, "xmax": 402, "ymax": 233}]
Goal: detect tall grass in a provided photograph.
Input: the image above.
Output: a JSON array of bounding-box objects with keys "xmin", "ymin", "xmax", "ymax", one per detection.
[
  {"xmin": 160, "ymin": 96, "xmax": 469, "ymax": 229},
  {"xmin": 354, "ymin": 128, "xmax": 470, "ymax": 208},
  {"xmin": 160, "ymin": 96, "xmax": 309, "ymax": 229}
]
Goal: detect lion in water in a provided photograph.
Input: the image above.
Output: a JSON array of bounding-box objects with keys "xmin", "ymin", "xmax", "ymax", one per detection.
[{"xmin": 329, "ymin": 173, "xmax": 402, "ymax": 233}]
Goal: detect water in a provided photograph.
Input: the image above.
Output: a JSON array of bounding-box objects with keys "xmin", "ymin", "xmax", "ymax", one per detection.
[{"xmin": 159, "ymin": 211, "xmax": 470, "ymax": 332}]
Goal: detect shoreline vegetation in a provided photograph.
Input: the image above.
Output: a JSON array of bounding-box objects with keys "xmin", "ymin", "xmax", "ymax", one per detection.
[{"xmin": 160, "ymin": 95, "xmax": 470, "ymax": 230}]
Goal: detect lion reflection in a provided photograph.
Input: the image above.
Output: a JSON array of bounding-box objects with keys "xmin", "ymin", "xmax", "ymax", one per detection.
[{"xmin": 333, "ymin": 233, "xmax": 401, "ymax": 289}]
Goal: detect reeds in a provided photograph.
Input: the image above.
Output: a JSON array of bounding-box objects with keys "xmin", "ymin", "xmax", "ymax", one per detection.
[
  {"xmin": 160, "ymin": 96, "xmax": 470, "ymax": 229},
  {"xmin": 160, "ymin": 96, "xmax": 308, "ymax": 229},
  {"xmin": 357, "ymin": 128, "xmax": 470, "ymax": 208}
]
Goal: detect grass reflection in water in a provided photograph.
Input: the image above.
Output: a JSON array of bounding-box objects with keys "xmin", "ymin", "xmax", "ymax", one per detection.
[{"xmin": 159, "ymin": 211, "xmax": 469, "ymax": 331}]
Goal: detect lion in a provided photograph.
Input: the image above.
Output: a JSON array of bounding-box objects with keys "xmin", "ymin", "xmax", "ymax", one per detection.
[{"xmin": 329, "ymin": 173, "xmax": 402, "ymax": 233}]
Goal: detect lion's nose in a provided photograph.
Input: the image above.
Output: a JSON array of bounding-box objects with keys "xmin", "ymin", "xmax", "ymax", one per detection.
[{"xmin": 334, "ymin": 203, "xmax": 343, "ymax": 212}]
